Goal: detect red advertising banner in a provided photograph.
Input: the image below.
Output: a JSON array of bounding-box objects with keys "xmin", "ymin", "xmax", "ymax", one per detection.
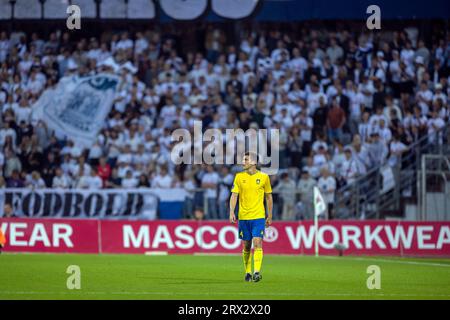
[
  {"xmin": 1, "ymin": 218, "xmax": 450, "ymax": 256},
  {"xmin": 0, "ymin": 218, "xmax": 99, "ymax": 253}
]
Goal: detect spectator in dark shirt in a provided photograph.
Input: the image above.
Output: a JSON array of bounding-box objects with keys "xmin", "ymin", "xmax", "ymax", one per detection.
[
  {"xmin": 138, "ymin": 174, "xmax": 150, "ymax": 188},
  {"xmin": 313, "ymin": 96, "xmax": 328, "ymax": 137},
  {"xmin": 327, "ymin": 97, "xmax": 347, "ymax": 143},
  {"xmin": 41, "ymin": 152, "xmax": 58, "ymax": 187},
  {"xmin": 6, "ymin": 170, "xmax": 25, "ymax": 188},
  {"xmin": 226, "ymin": 68, "xmax": 243, "ymax": 97},
  {"xmin": 105, "ymin": 168, "xmax": 122, "ymax": 188}
]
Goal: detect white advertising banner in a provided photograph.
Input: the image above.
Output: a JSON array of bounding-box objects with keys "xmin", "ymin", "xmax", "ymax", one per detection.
[{"xmin": 0, "ymin": 188, "xmax": 175, "ymax": 220}]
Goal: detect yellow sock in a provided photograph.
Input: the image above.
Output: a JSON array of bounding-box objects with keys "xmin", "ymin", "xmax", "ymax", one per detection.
[
  {"xmin": 253, "ymin": 248, "xmax": 263, "ymax": 273},
  {"xmin": 243, "ymin": 250, "xmax": 252, "ymax": 274}
]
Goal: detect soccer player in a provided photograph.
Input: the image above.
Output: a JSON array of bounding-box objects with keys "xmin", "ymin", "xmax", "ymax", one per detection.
[
  {"xmin": 229, "ymin": 152, "xmax": 273, "ymax": 282},
  {"xmin": 0, "ymin": 228, "xmax": 6, "ymax": 253}
]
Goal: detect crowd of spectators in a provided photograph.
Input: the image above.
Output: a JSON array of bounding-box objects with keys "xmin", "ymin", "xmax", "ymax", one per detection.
[{"xmin": 0, "ymin": 23, "xmax": 448, "ymax": 220}]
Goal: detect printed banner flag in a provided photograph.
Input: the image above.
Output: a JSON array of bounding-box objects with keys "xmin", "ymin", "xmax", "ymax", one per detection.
[{"xmin": 32, "ymin": 73, "xmax": 120, "ymax": 147}]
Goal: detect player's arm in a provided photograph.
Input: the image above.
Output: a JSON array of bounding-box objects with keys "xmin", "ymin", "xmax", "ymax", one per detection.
[
  {"xmin": 229, "ymin": 175, "xmax": 240, "ymax": 224},
  {"xmin": 265, "ymin": 193, "xmax": 273, "ymax": 226},
  {"xmin": 264, "ymin": 175, "xmax": 273, "ymax": 226},
  {"xmin": 229, "ymin": 192, "xmax": 238, "ymax": 224}
]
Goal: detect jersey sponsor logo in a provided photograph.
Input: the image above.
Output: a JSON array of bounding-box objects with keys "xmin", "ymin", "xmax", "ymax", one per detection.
[{"xmin": 264, "ymin": 226, "xmax": 279, "ymax": 242}]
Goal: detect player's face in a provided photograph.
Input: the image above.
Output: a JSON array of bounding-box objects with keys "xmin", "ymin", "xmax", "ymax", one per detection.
[{"xmin": 243, "ymin": 155, "xmax": 256, "ymax": 170}]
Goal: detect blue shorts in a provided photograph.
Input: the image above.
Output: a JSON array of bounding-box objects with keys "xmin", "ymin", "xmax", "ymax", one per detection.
[{"xmin": 238, "ymin": 218, "xmax": 265, "ymax": 241}]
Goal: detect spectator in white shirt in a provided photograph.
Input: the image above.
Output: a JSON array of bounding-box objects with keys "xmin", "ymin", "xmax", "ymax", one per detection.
[
  {"xmin": 378, "ymin": 119, "xmax": 392, "ymax": 144},
  {"xmin": 296, "ymin": 170, "xmax": 316, "ymax": 220},
  {"xmin": 121, "ymin": 170, "xmax": 139, "ymax": 189},
  {"xmin": 368, "ymin": 106, "xmax": 389, "ymax": 135},
  {"xmin": 201, "ymin": 165, "xmax": 220, "ymax": 219},
  {"xmin": 303, "ymin": 156, "xmax": 320, "ymax": 179},
  {"xmin": 71, "ymin": 156, "xmax": 91, "ymax": 178},
  {"xmin": 116, "ymin": 32, "xmax": 133, "ymax": 52},
  {"xmin": 84, "ymin": 169, "xmax": 103, "ymax": 189},
  {"xmin": 367, "ymin": 132, "xmax": 389, "ymax": 167},
  {"xmin": 52, "ymin": 167, "xmax": 71, "ymax": 189},
  {"xmin": 13, "ymin": 98, "xmax": 32, "ymax": 125},
  {"xmin": 341, "ymin": 147, "xmax": 359, "ymax": 185},
  {"xmin": 134, "ymin": 32, "xmax": 149, "ymax": 55},
  {"xmin": 432, "ymin": 84, "xmax": 447, "ymax": 107},
  {"xmin": 400, "ymin": 40, "xmax": 415, "ymax": 68},
  {"xmin": 317, "ymin": 168, "xmax": 336, "ymax": 219},
  {"xmin": 358, "ymin": 111, "xmax": 371, "ymax": 143},
  {"xmin": 427, "ymin": 110, "xmax": 446, "ymax": 145},
  {"xmin": 311, "ymin": 133, "xmax": 329, "ymax": 153},
  {"xmin": 218, "ymin": 166, "xmax": 234, "ymax": 220},
  {"xmin": 383, "ymin": 95, "xmax": 402, "ymax": 125},
  {"xmin": 307, "ymin": 82, "xmax": 327, "ymax": 115},
  {"xmin": 274, "ymin": 172, "xmax": 297, "ymax": 221},
  {"xmin": 26, "ymin": 171, "xmax": 46, "ymax": 189},
  {"xmin": 151, "ymin": 166, "xmax": 173, "ymax": 188},
  {"xmin": 388, "ymin": 135, "xmax": 408, "ymax": 167},
  {"xmin": 416, "ymin": 81, "xmax": 433, "ymax": 116}
]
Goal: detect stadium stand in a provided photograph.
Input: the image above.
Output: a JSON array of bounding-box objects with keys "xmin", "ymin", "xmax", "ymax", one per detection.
[{"xmin": 0, "ymin": 17, "xmax": 448, "ymax": 220}]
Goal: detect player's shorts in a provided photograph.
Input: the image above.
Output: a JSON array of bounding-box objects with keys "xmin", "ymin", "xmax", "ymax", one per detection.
[{"xmin": 238, "ymin": 218, "xmax": 265, "ymax": 241}]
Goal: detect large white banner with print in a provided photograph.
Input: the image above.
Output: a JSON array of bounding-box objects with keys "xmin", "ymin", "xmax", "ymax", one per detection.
[
  {"xmin": 100, "ymin": 0, "xmax": 126, "ymax": 18},
  {"xmin": 32, "ymin": 74, "xmax": 120, "ymax": 147},
  {"xmin": 0, "ymin": 188, "xmax": 190, "ymax": 220},
  {"xmin": 44, "ymin": 0, "xmax": 70, "ymax": 19},
  {"xmin": 14, "ymin": 0, "xmax": 41, "ymax": 18},
  {"xmin": 72, "ymin": 0, "xmax": 96, "ymax": 18},
  {"xmin": 2, "ymin": 0, "xmax": 259, "ymax": 20},
  {"xmin": 0, "ymin": 0, "xmax": 11, "ymax": 20},
  {"xmin": 128, "ymin": 0, "xmax": 156, "ymax": 19},
  {"xmin": 211, "ymin": 0, "xmax": 260, "ymax": 19},
  {"xmin": 160, "ymin": 0, "xmax": 207, "ymax": 20}
]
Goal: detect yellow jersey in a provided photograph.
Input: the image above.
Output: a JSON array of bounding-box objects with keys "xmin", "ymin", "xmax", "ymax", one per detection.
[{"xmin": 231, "ymin": 170, "xmax": 272, "ymax": 220}]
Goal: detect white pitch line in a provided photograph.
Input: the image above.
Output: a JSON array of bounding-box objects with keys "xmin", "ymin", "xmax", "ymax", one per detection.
[
  {"xmin": 320, "ymin": 256, "xmax": 450, "ymax": 268},
  {"xmin": 1, "ymin": 291, "xmax": 450, "ymax": 297}
]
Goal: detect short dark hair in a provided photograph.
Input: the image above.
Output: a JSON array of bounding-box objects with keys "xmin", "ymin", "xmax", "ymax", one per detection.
[{"xmin": 243, "ymin": 151, "xmax": 259, "ymax": 164}]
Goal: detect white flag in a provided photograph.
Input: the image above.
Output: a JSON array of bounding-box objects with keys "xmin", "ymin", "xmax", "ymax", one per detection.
[{"xmin": 313, "ymin": 186, "xmax": 327, "ymax": 216}]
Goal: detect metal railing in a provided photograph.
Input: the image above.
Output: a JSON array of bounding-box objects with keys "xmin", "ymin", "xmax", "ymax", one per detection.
[
  {"xmin": 418, "ymin": 154, "xmax": 450, "ymax": 221},
  {"xmin": 335, "ymin": 123, "xmax": 450, "ymax": 219}
]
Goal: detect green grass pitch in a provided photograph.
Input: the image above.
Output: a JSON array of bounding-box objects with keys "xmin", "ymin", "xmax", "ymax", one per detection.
[{"xmin": 1, "ymin": 253, "xmax": 450, "ymax": 300}]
